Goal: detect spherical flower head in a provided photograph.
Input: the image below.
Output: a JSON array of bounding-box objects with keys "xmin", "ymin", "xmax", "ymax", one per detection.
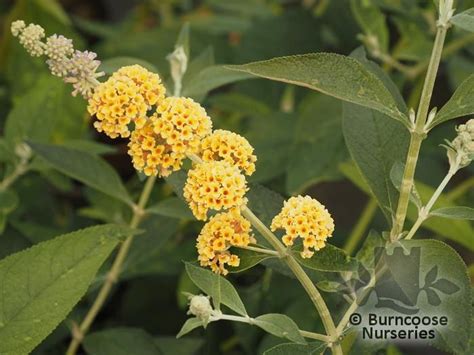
[
  {"xmin": 18, "ymin": 23, "xmax": 45, "ymax": 57},
  {"xmin": 153, "ymin": 97, "xmax": 212, "ymax": 153},
  {"xmin": 197, "ymin": 210, "xmax": 255, "ymax": 275},
  {"xmin": 66, "ymin": 50, "xmax": 104, "ymax": 98},
  {"xmin": 127, "ymin": 97, "xmax": 212, "ymax": 176},
  {"xmin": 184, "ymin": 160, "xmax": 248, "ymax": 221},
  {"xmin": 187, "ymin": 294, "xmax": 213, "ymax": 326},
  {"xmin": 201, "ymin": 130, "xmax": 257, "ymax": 176},
  {"xmin": 271, "ymin": 195, "xmax": 334, "ymax": 258},
  {"xmin": 127, "ymin": 119, "xmax": 183, "ymax": 177},
  {"xmin": 11, "ymin": 20, "xmax": 26, "ymax": 37},
  {"xmin": 115, "ymin": 65, "xmax": 166, "ymax": 116}
]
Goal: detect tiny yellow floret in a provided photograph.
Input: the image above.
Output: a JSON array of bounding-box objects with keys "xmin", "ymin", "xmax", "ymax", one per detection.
[
  {"xmin": 201, "ymin": 129, "xmax": 257, "ymax": 176},
  {"xmin": 87, "ymin": 65, "xmax": 166, "ymax": 138},
  {"xmin": 271, "ymin": 195, "xmax": 334, "ymax": 258},
  {"xmin": 183, "ymin": 160, "xmax": 248, "ymax": 220},
  {"xmin": 197, "ymin": 210, "xmax": 255, "ymax": 275},
  {"xmin": 127, "ymin": 96, "xmax": 212, "ymax": 176}
]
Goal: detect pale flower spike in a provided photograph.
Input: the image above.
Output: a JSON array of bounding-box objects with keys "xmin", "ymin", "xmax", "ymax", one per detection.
[{"xmin": 11, "ymin": 20, "xmax": 104, "ymax": 98}]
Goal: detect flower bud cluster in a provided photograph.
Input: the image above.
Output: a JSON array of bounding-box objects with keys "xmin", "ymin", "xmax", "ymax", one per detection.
[
  {"xmin": 11, "ymin": 20, "xmax": 104, "ymax": 98},
  {"xmin": 446, "ymin": 119, "xmax": 474, "ymax": 168}
]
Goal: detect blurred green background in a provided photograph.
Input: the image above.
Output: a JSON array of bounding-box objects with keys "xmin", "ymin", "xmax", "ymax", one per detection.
[{"xmin": 0, "ymin": 0, "xmax": 472, "ymax": 354}]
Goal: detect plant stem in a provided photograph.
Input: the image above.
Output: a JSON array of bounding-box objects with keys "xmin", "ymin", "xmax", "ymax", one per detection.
[
  {"xmin": 390, "ymin": 25, "xmax": 447, "ymax": 241},
  {"xmin": 240, "ymin": 206, "xmax": 341, "ymax": 354},
  {"xmin": 405, "ymin": 162, "xmax": 459, "ymax": 240},
  {"xmin": 409, "ymin": 32, "xmax": 474, "ymax": 79},
  {"xmin": 235, "ymin": 244, "xmax": 279, "ymax": 256},
  {"xmin": 66, "ymin": 175, "xmax": 157, "ymax": 355},
  {"xmin": 343, "ymin": 198, "xmax": 377, "ymax": 255},
  {"xmin": 186, "ymin": 153, "xmax": 341, "ymax": 353},
  {"xmin": 0, "ymin": 162, "xmax": 29, "ymax": 191},
  {"xmin": 212, "ymin": 313, "xmax": 330, "ymax": 342}
]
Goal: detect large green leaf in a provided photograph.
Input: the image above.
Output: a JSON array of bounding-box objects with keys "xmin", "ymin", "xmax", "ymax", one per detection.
[
  {"xmin": 254, "ymin": 313, "xmax": 306, "ymax": 344},
  {"xmin": 451, "ymin": 8, "xmax": 474, "ymax": 32},
  {"xmin": 351, "ymin": 0, "xmax": 389, "ymax": 53},
  {"xmin": 431, "ymin": 74, "xmax": 474, "ymax": 129},
  {"xmin": 286, "ymin": 94, "xmax": 347, "ymax": 194},
  {"xmin": 0, "ymin": 224, "xmax": 132, "ymax": 354},
  {"xmin": 84, "ymin": 327, "xmax": 161, "ymax": 355},
  {"xmin": 293, "ymin": 244, "xmax": 358, "ymax": 272},
  {"xmin": 430, "ymin": 206, "xmax": 474, "ymax": 220},
  {"xmin": 263, "ymin": 341, "xmax": 326, "ymax": 355},
  {"xmin": 343, "ymin": 102, "xmax": 409, "ymax": 221},
  {"xmin": 182, "ymin": 65, "xmax": 254, "ymax": 98},
  {"xmin": 397, "ymin": 240, "xmax": 471, "ymax": 353},
  {"xmin": 4, "ymin": 76, "xmax": 67, "ymax": 146},
  {"xmin": 147, "ymin": 197, "xmax": 194, "ymax": 220},
  {"xmin": 229, "ymin": 249, "xmax": 276, "ymax": 273},
  {"xmin": 227, "ymin": 53, "xmax": 408, "ymax": 124},
  {"xmin": 185, "ymin": 263, "xmax": 247, "ymax": 316},
  {"xmin": 29, "ymin": 142, "xmax": 131, "ymax": 205},
  {"xmin": 406, "ymin": 182, "xmax": 474, "ymax": 250},
  {"xmin": 154, "ymin": 336, "xmax": 204, "ymax": 355}
]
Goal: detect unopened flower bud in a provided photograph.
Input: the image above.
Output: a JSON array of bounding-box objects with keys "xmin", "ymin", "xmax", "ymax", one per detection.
[
  {"xmin": 11, "ymin": 20, "xmax": 26, "ymax": 37},
  {"xmin": 445, "ymin": 119, "xmax": 474, "ymax": 169},
  {"xmin": 187, "ymin": 294, "xmax": 213, "ymax": 326},
  {"xmin": 18, "ymin": 23, "xmax": 45, "ymax": 57}
]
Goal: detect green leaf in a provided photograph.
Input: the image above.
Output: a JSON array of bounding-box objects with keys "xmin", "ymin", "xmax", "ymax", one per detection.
[
  {"xmin": 396, "ymin": 240, "xmax": 471, "ymax": 353},
  {"xmin": 29, "ymin": 142, "xmax": 131, "ymax": 205},
  {"xmin": 229, "ymin": 249, "xmax": 276, "ymax": 273},
  {"xmin": 293, "ymin": 244, "xmax": 358, "ymax": 272},
  {"xmin": 286, "ymin": 94, "xmax": 347, "ymax": 194},
  {"xmin": 0, "ymin": 190, "xmax": 19, "ymax": 214},
  {"xmin": 0, "ymin": 224, "xmax": 131, "ymax": 354},
  {"xmin": 343, "ymin": 102, "xmax": 409, "ymax": 221},
  {"xmin": 263, "ymin": 341, "xmax": 326, "ymax": 355},
  {"xmin": 182, "ymin": 65, "xmax": 254, "ymax": 98},
  {"xmin": 431, "ymin": 74, "xmax": 474, "ymax": 128},
  {"xmin": 351, "ymin": 0, "xmax": 389, "ymax": 53},
  {"xmin": 185, "ymin": 263, "xmax": 247, "ymax": 316},
  {"xmin": 254, "ymin": 313, "xmax": 306, "ymax": 344},
  {"xmin": 99, "ymin": 57, "xmax": 159, "ymax": 75},
  {"xmin": 227, "ymin": 53, "xmax": 408, "ymax": 124},
  {"xmin": 61, "ymin": 140, "xmax": 117, "ymax": 155},
  {"xmin": 175, "ymin": 22, "xmax": 190, "ymax": 58},
  {"xmin": 430, "ymin": 206, "xmax": 474, "ymax": 220},
  {"xmin": 451, "ymin": 8, "xmax": 474, "ymax": 32},
  {"xmin": 84, "ymin": 327, "xmax": 161, "ymax": 355},
  {"xmin": 4, "ymin": 76, "xmax": 67, "ymax": 146},
  {"xmin": 406, "ymin": 182, "xmax": 473, "ymax": 251},
  {"xmin": 176, "ymin": 318, "xmax": 203, "ymax": 338},
  {"xmin": 147, "ymin": 197, "xmax": 194, "ymax": 220},
  {"xmin": 154, "ymin": 336, "xmax": 204, "ymax": 355}
]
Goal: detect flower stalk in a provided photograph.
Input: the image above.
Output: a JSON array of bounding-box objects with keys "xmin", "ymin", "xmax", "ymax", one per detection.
[
  {"xmin": 187, "ymin": 152, "xmax": 342, "ymax": 353},
  {"xmin": 66, "ymin": 175, "xmax": 157, "ymax": 355},
  {"xmin": 390, "ymin": 24, "xmax": 448, "ymax": 241}
]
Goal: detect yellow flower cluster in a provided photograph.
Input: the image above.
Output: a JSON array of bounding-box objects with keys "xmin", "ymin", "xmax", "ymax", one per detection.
[
  {"xmin": 127, "ymin": 97, "xmax": 212, "ymax": 177},
  {"xmin": 183, "ymin": 160, "xmax": 248, "ymax": 220},
  {"xmin": 271, "ymin": 195, "xmax": 334, "ymax": 258},
  {"xmin": 201, "ymin": 130, "xmax": 257, "ymax": 176},
  {"xmin": 88, "ymin": 65, "xmax": 165, "ymax": 138},
  {"xmin": 197, "ymin": 210, "xmax": 256, "ymax": 275}
]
